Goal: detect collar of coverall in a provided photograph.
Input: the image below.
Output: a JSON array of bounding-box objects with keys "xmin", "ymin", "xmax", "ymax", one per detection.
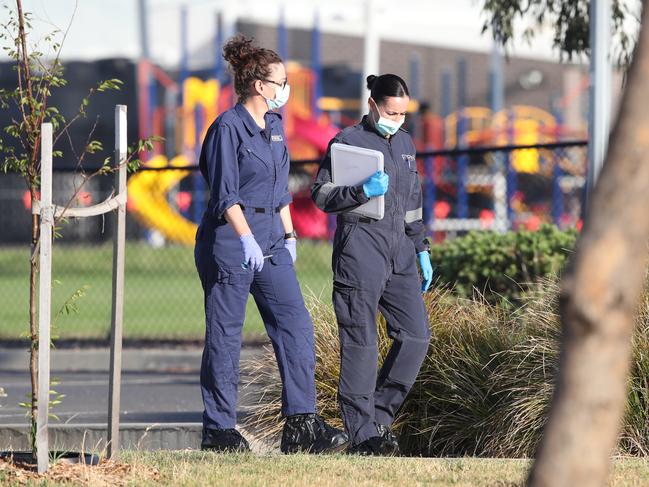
[{"xmin": 235, "ymin": 102, "xmax": 282, "ymax": 137}]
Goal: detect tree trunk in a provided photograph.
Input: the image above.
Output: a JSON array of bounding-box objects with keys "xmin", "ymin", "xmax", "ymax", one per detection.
[
  {"xmin": 29, "ymin": 204, "xmax": 38, "ymax": 452},
  {"xmin": 18, "ymin": 0, "xmax": 39, "ymax": 454},
  {"xmin": 528, "ymin": 2, "xmax": 649, "ymax": 486}
]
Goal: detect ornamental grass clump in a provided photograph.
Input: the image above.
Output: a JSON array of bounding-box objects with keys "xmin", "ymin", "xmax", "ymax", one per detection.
[
  {"xmin": 243, "ymin": 279, "xmax": 649, "ymax": 457},
  {"xmin": 398, "ymin": 281, "xmax": 560, "ymax": 457}
]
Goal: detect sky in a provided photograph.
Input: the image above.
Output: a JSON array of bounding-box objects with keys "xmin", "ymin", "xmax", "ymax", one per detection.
[{"xmin": 1, "ymin": 0, "xmax": 637, "ymax": 69}]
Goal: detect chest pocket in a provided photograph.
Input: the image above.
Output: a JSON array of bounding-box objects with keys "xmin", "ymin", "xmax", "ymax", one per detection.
[
  {"xmin": 270, "ymin": 133, "xmax": 289, "ymax": 171},
  {"xmin": 237, "ymin": 144, "xmax": 273, "ymax": 205},
  {"xmin": 270, "ymin": 142, "xmax": 289, "ymax": 168},
  {"xmin": 240, "ymin": 144, "xmax": 271, "ymax": 169},
  {"xmin": 403, "ymin": 154, "xmax": 419, "ymax": 188}
]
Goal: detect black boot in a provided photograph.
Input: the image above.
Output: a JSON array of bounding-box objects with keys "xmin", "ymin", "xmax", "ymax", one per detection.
[
  {"xmin": 201, "ymin": 428, "xmax": 250, "ymax": 452},
  {"xmin": 280, "ymin": 413, "xmax": 349, "ymax": 454},
  {"xmin": 376, "ymin": 424, "xmax": 400, "ymax": 455},
  {"xmin": 347, "ymin": 435, "xmax": 397, "ymax": 456}
]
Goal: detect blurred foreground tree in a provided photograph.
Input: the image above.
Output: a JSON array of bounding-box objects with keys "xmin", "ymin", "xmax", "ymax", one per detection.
[{"xmin": 485, "ymin": 0, "xmax": 649, "ymax": 485}]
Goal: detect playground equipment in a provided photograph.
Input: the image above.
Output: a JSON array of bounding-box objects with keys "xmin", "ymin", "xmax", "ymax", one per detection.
[
  {"xmin": 128, "ymin": 80, "xmax": 587, "ymax": 244},
  {"xmin": 127, "ymin": 154, "xmax": 196, "ymax": 245},
  {"xmin": 418, "ymin": 104, "xmax": 586, "ymax": 234},
  {"xmin": 126, "ymin": 3, "xmax": 588, "ymax": 244},
  {"xmin": 128, "ymin": 60, "xmax": 340, "ymax": 244}
]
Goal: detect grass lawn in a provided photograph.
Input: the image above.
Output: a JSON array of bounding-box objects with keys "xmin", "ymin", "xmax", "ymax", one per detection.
[
  {"xmin": 0, "ymin": 240, "xmax": 333, "ymax": 341},
  {"xmin": 10, "ymin": 452, "xmax": 649, "ymax": 487}
]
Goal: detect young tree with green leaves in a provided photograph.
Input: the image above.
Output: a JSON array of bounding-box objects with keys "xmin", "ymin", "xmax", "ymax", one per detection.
[{"xmin": 0, "ymin": 0, "xmax": 153, "ymax": 456}]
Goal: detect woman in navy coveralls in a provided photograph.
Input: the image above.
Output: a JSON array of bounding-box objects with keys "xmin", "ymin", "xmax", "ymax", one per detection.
[{"xmin": 194, "ymin": 35, "xmax": 347, "ymax": 454}]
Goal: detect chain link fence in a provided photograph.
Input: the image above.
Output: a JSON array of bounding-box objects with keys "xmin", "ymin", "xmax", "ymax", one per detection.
[{"xmin": 0, "ymin": 142, "xmax": 587, "ymax": 342}]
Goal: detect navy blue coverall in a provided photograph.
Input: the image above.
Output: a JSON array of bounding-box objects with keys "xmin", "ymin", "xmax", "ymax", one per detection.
[
  {"xmin": 195, "ymin": 103, "xmax": 316, "ymax": 430},
  {"xmin": 311, "ymin": 116, "xmax": 431, "ymax": 446}
]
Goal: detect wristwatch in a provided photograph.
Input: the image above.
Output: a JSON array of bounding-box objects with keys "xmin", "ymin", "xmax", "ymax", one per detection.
[{"xmin": 284, "ymin": 230, "xmax": 298, "ymax": 239}]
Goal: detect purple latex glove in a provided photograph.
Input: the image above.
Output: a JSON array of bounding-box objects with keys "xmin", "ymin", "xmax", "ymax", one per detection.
[
  {"xmin": 240, "ymin": 233, "xmax": 264, "ymax": 272},
  {"xmin": 285, "ymin": 238, "xmax": 297, "ymax": 263}
]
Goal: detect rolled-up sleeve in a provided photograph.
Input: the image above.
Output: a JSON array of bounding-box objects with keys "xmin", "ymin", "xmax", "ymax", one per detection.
[
  {"xmin": 279, "ymin": 192, "xmax": 293, "ymax": 208},
  {"xmin": 201, "ymin": 124, "xmax": 243, "ymax": 219},
  {"xmin": 311, "ymin": 138, "xmax": 369, "ymax": 213},
  {"xmin": 279, "ymin": 142, "xmax": 293, "ymax": 208}
]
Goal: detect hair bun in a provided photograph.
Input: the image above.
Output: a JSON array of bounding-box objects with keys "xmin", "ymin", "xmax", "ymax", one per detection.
[
  {"xmin": 366, "ymin": 74, "xmax": 378, "ymax": 90},
  {"xmin": 223, "ymin": 34, "xmax": 257, "ymax": 71}
]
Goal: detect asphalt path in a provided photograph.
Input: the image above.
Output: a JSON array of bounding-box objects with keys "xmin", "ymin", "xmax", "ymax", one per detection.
[{"xmin": 0, "ymin": 346, "xmax": 265, "ymax": 426}]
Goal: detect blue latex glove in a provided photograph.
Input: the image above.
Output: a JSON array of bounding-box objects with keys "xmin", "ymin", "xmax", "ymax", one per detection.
[
  {"xmin": 240, "ymin": 234, "xmax": 264, "ymax": 272},
  {"xmin": 362, "ymin": 171, "xmax": 389, "ymax": 198},
  {"xmin": 285, "ymin": 238, "xmax": 297, "ymax": 263},
  {"xmin": 417, "ymin": 251, "xmax": 433, "ymax": 293}
]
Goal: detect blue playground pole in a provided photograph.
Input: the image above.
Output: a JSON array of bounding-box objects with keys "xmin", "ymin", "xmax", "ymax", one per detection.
[
  {"xmin": 457, "ymin": 112, "xmax": 469, "ymax": 220},
  {"xmin": 424, "ymin": 155, "xmax": 435, "ymax": 228},
  {"xmin": 193, "ymin": 105, "xmax": 206, "ymax": 223},
  {"xmin": 409, "ymin": 55, "xmax": 420, "ymax": 101},
  {"xmin": 311, "ymin": 10, "xmax": 322, "ymax": 116},
  {"xmin": 457, "ymin": 58, "xmax": 466, "ymax": 110},
  {"xmin": 551, "ymin": 102, "xmax": 564, "ymax": 226},
  {"xmin": 148, "ymin": 74, "xmax": 158, "ymax": 147},
  {"xmin": 409, "ymin": 54, "xmax": 421, "ymax": 138},
  {"xmin": 441, "ymin": 69, "xmax": 451, "ymax": 118},
  {"xmin": 456, "ymin": 59, "xmax": 468, "ymax": 220}
]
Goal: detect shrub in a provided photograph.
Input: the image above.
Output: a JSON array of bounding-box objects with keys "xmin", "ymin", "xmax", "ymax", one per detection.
[
  {"xmin": 430, "ymin": 224, "xmax": 577, "ymax": 304},
  {"xmin": 397, "ymin": 282, "xmax": 559, "ymax": 457},
  {"xmin": 243, "ymin": 281, "xmax": 649, "ymax": 457}
]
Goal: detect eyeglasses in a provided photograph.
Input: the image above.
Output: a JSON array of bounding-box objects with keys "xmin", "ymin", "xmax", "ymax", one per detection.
[{"xmin": 263, "ymin": 79, "xmax": 288, "ymax": 89}]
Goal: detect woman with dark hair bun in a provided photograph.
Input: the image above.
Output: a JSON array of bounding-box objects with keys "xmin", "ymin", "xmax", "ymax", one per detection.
[
  {"xmin": 312, "ymin": 73, "xmax": 433, "ymax": 455},
  {"xmin": 194, "ymin": 34, "xmax": 347, "ymax": 454}
]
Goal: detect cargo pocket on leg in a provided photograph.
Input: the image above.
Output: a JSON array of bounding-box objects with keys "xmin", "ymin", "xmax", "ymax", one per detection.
[{"xmin": 333, "ymin": 281, "xmax": 356, "ymax": 327}]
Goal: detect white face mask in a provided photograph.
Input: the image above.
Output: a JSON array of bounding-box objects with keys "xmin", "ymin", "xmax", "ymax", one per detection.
[
  {"xmin": 370, "ymin": 98, "xmax": 404, "ymax": 136},
  {"xmin": 263, "ymin": 83, "xmax": 291, "ymax": 111}
]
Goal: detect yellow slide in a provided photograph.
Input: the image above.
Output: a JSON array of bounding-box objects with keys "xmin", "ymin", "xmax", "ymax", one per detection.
[{"xmin": 127, "ymin": 155, "xmax": 198, "ymax": 245}]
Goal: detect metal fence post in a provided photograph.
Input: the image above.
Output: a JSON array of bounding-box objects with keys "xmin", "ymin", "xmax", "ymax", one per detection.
[
  {"xmin": 36, "ymin": 123, "xmax": 53, "ymax": 473},
  {"xmin": 361, "ymin": 0, "xmax": 379, "ymax": 118},
  {"xmin": 108, "ymin": 105, "xmax": 127, "ymax": 458},
  {"xmin": 493, "ymin": 156, "xmax": 509, "ymax": 233},
  {"xmin": 586, "ymin": 0, "xmax": 611, "ymax": 207}
]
